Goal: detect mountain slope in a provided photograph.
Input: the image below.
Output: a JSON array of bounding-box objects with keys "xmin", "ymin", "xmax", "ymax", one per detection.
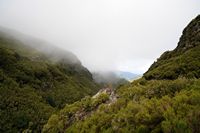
[
  {"xmin": 43, "ymin": 15, "xmax": 200, "ymax": 133},
  {"xmin": 144, "ymin": 15, "xmax": 200, "ymax": 80},
  {"xmin": 43, "ymin": 79, "xmax": 200, "ymax": 133},
  {"xmin": 0, "ymin": 30, "xmax": 99, "ymax": 132}
]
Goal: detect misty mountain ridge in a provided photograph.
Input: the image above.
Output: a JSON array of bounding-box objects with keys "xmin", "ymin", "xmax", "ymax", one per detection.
[
  {"xmin": 92, "ymin": 70, "xmax": 140, "ymax": 83},
  {"xmin": 92, "ymin": 71, "xmax": 129, "ymax": 88},
  {"xmin": 0, "ymin": 26, "xmax": 81, "ymax": 65},
  {"xmin": 0, "ymin": 28, "xmax": 101, "ymax": 132}
]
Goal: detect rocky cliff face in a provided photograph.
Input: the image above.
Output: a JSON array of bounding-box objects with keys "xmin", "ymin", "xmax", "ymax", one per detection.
[{"xmin": 176, "ymin": 15, "xmax": 200, "ymax": 52}]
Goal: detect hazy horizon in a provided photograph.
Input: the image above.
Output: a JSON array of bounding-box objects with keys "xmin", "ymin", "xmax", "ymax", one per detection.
[{"xmin": 0, "ymin": 0, "xmax": 199, "ymax": 74}]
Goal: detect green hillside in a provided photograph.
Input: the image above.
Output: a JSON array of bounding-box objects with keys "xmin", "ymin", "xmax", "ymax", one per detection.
[
  {"xmin": 0, "ymin": 31, "xmax": 99, "ymax": 132},
  {"xmin": 43, "ymin": 15, "xmax": 200, "ymax": 133},
  {"xmin": 144, "ymin": 15, "xmax": 200, "ymax": 80}
]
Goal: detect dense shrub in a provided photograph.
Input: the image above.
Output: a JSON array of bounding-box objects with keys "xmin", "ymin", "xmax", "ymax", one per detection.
[{"xmin": 43, "ymin": 78, "xmax": 200, "ymax": 133}]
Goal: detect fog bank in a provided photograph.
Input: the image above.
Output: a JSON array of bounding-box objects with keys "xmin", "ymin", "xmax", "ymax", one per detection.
[{"xmin": 0, "ymin": 0, "xmax": 199, "ymax": 74}]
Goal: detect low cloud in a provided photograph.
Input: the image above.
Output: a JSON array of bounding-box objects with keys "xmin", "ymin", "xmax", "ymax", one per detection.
[{"xmin": 0, "ymin": 0, "xmax": 199, "ymax": 74}]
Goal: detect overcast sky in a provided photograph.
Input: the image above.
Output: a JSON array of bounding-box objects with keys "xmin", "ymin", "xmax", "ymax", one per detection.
[{"xmin": 0, "ymin": 0, "xmax": 199, "ymax": 74}]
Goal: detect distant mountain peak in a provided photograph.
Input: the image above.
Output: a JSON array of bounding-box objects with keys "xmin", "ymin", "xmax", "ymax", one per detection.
[{"xmin": 116, "ymin": 71, "xmax": 141, "ymax": 81}]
